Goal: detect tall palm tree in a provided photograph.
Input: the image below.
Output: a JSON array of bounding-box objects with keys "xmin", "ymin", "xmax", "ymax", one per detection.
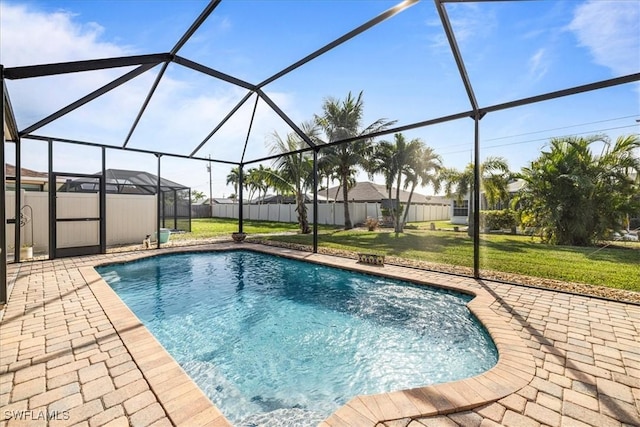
[
  {"xmin": 246, "ymin": 165, "xmax": 271, "ymax": 204},
  {"xmin": 257, "ymin": 122, "xmax": 320, "ymax": 234},
  {"xmin": 401, "ymin": 145, "xmax": 442, "ymax": 230},
  {"xmin": 317, "ymin": 155, "xmax": 339, "ymax": 203},
  {"xmin": 226, "ymin": 166, "xmax": 240, "ymax": 200},
  {"xmin": 441, "ymin": 156, "xmax": 510, "ymax": 235},
  {"xmin": 366, "ymin": 140, "xmax": 397, "ymax": 212},
  {"xmin": 368, "ymin": 134, "xmax": 442, "ymax": 232},
  {"xmin": 316, "ymin": 91, "xmax": 395, "ymax": 229},
  {"xmin": 243, "ymin": 168, "xmax": 260, "ymax": 202}
]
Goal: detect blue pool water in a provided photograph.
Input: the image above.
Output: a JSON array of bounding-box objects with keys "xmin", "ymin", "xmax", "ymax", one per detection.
[{"xmin": 98, "ymin": 250, "xmax": 497, "ymax": 426}]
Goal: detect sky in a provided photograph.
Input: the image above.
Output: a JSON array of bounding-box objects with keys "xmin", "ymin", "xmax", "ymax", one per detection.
[{"xmin": 1, "ymin": 0, "xmax": 639, "ymax": 198}]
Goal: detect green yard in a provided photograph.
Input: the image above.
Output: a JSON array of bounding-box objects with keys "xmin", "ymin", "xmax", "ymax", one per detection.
[
  {"xmin": 171, "ymin": 218, "xmax": 338, "ymax": 239},
  {"xmin": 171, "ymin": 218, "xmax": 299, "ymax": 238}
]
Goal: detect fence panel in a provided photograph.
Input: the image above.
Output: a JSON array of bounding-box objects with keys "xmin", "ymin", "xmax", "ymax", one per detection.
[
  {"xmin": 406, "ymin": 204, "xmax": 417, "ymax": 223},
  {"xmin": 333, "ymin": 205, "xmax": 346, "ymax": 226},
  {"xmin": 210, "ymin": 202, "xmax": 450, "ymax": 225},
  {"xmin": 365, "ymin": 203, "xmax": 380, "ymax": 220},
  {"xmin": 258, "ymin": 205, "xmax": 269, "ymax": 221},
  {"xmin": 106, "ymin": 194, "xmax": 157, "ymax": 245},
  {"xmin": 6, "ymin": 191, "xmax": 50, "ymax": 255},
  {"xmin": 25, "ymin": 192, "xmax": 48, "ymax": 253},
  {"xmin": 191, "ymin": 205, "xmax": 211, "ymax": 218},
  {"xmin": 5, "ymin": 192, "xmax": 16, "ymax": 257},
  {"xmin": 268, "ymin": 205, "xmax": 279, "ymax": 222},
  {"xmin": 56, "ymin": 193, "xmax": 99, "ymax": 249}
]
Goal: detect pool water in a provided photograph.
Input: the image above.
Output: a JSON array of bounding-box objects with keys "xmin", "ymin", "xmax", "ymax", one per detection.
[{"xmin": 98, "ymin": 250, "xmax": 497, "ymax": 426}]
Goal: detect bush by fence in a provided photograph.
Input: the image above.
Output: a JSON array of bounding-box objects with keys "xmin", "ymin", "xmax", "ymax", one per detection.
[{"xmin": 479, "ymin": 209, "xmax": 518, "ymax": 231}]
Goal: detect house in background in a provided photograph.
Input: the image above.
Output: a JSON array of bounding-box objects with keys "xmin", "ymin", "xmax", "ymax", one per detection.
[
  {"xmin": 210, "ymin": 197, "xmax": 239, "ymax": 205},
  {"xmin": 449, "ymin": 178, "xmax": 528, "ymax": 225},
  {"xmin": 254, "ymin": 193, "xmax": 332, "ymax": 204},
  {"xmin": 5, "ymin": 164, "xmax": 56, "ymax": 191},
  {"xmin": 325, "ymin": 181, "xmax": 450, "ymax": 207}
]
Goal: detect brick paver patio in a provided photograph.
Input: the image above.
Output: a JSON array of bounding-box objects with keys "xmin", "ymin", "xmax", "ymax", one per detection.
[{"xmin": 1, "ymin": 243, "xmax": 638, "ymax": 426}]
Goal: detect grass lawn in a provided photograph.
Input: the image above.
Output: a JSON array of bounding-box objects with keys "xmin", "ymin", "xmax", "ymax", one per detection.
[
  {"xmin": 260, "ymin": 229, "xmax": 640, "ymax": 291},
  {"xmin": 409, "ymin": 220, "xmax": 462, "ymax": 230},
  {"xmin": 170, "ymin": 218, "xmax": 338, "ymax": 240}
]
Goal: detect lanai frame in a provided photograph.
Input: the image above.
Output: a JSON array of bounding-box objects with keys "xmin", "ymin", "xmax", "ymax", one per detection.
[{"xmin": 1, "ymin": 0, "xmax": 639, "ymax": 304}]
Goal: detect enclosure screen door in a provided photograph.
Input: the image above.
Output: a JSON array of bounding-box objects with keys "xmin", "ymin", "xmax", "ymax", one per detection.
[{"xmin": 52, "ymin": 173, "xmax": 103, "ymax": 258}]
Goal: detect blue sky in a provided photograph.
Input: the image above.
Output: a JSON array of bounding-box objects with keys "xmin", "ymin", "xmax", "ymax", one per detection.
[{"xmin": 1, "ymin": 0, "xmax": 639, "ymax": 198}]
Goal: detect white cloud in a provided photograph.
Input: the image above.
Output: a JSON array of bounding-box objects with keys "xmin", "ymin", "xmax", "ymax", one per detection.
[
  {"xmin": 1, "ymin": 3, "xmax": 138, "ymax": 128},
  {"xmin": 0, "ymin": 3, "xmax": 298, "ymax": 165},
  {"xmin": 528, "ymin": 48, "xmax": 549, "ymax": 82},
  {"xmin": 568, "ymin": 0, "xmax": 640, "ymax": 75},
  {"xmin": 0, "ymin": 3, "xmax": 132, "ymax": 65},
  {"xmin": 0, "ymin": 2, "xmax": 302, "ymax": 194}
]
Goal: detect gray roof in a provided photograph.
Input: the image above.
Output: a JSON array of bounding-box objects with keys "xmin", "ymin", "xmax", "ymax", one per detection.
[
  {"xmin": 208, "ymin": 198, "xmax": 238, "ymax": 204},
  {"xmin": 507, "ymin": 179, "xmax": 527, "ymax": 193},
  {"xmin": 326, "ymin": 182, "xmax": 450, "ymax": 205},
  {"xmin": 254, "ymin": 193, "xmax": 331, "ymax": 204}
]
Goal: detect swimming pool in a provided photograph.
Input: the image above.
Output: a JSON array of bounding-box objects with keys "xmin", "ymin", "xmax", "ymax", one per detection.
[{"xmin": 98, "ymin": 250, "xmax": 497, "ymax": 425}]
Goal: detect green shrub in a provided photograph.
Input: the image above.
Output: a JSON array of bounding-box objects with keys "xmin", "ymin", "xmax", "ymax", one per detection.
[{"xmin": 480, "ymin": 209, "xmax": 518, "ymax": 230}]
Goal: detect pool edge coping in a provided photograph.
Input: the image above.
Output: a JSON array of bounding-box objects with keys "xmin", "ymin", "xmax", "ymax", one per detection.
[
  {"xmin": 79, "ymin": 265, "xmax": 233, "ymax": 427},
  {"xmin": 87, "ymin": 242, "xmax": 535, "ymax": 426}
]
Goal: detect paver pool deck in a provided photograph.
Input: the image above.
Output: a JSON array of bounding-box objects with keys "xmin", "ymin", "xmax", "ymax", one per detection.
[{"xmin": 1, "ymin": 243, "xmax": 638, "ymax": 427}]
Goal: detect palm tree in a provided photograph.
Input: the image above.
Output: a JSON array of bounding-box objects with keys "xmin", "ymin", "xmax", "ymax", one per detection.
[
  {"xmin": 368, "ymin": 134, "xmax": 442, "ymax": 232},
  {"xmin": 258, "ymin": 122, "xmax": 320, "ymax": 234},
  {"xmin": 191, "ymin": 190, "xmax": 206, "ymax": 203},
  {"xmin": 245, "ymin": 165, "xmax": 271, "ymax": 204},
  {"xmin": 441, "ymin": 156, "xmax": 510, "ymax": 235},
  {"xmin": 226, "ymin": 166, "xmax": 240, "ymax": 200},
  {"xmin": 317, "ymin": 156, "xmax": 339, "ymax": 203},
  {"xmin": 243, "ymin": 168, "xmax": 260, "ymax": 202},
  {"xmin": 401, "ymin": 145, "xmax": 442, "ymax": 230},
  {"xmin": 316, "ymin": 91, "xmax": 395, "ymax": 229},
  {"xmin": 366, "ymin": 140, "xmax": 397, "ymax": 214}
]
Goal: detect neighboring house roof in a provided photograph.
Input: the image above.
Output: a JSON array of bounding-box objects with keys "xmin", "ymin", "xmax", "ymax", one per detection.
[
  {"xmin": 507, "ymin": 178, "xmax": 527, "ymax": 193},
  {"xmin": 5, "ymin": 164, "xmax": 49, "ymax": 179},
  {"xmin": 326, "ymin": 181, "xmax": 450, "ymax": 205},
  {"xmin": 254, "ymin": 193, "xmax": 331, "ymax": 204},
  {"xmin": 208, "ymin": 198, "xmax": 238, "ymax": 205}
]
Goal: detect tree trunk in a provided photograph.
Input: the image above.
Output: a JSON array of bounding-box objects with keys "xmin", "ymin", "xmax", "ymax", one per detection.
[
  {"xmin": 296, "ymin": 189, "xmax": 310, "ymax": 234},
  {"xmin": 402, "ymin": 182, "xmax": 417, "ymax": 228},
  {"xmin": 341, "ymin": 172, "xmax": 352, "ymax": 229},
  {"xmin": 326, "ymin": 176, "xmax": 330, "ymax": 202},
  {"xmin": 394, "ymin": 173, "xmax": 402, "ymax": 233},
  {"xmin": 467, "ymin": 189, "xmax": 474, "ymax": 237}
]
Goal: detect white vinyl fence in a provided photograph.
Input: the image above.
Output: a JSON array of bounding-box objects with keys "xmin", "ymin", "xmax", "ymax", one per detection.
[
  {"xmin": 212, "ymin": 202, "xmax": 450, "ymax": 226},
  {"xmin": 5, "ymin": 191, "xmax": 157, "ymax": 256},
  {"xmin": 4, "ymin": 191, "xmax": 450, "ymax": 258}
]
